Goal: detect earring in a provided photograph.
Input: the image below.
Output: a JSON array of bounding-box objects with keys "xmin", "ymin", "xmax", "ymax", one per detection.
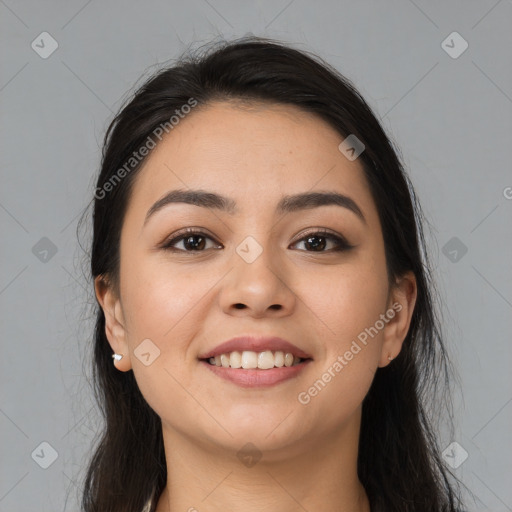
[
  {"xmin": 387, "ymin": 355, "xmax": 393, "ymax": 361},
  {"xmin": 112, "ymin": 353, "xmax": 123, "ymax": 361}
]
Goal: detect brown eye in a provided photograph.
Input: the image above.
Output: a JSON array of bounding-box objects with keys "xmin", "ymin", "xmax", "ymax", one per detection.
[
  {"xmin": 161, "ymin": 229, "xmax": 222, "ymax": 252},
  {"xmin": 161, "ymin": 228, "xmax": 352, "ymax": 254},
  {"xmin": 291, "ymin": 230, "xmax": 353, "ymax": 252}
]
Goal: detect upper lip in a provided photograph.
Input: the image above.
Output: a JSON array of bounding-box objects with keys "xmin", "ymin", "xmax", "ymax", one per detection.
[{"xmin": 198, "ymin": 336, "xmax": 313, "ymax": 360}]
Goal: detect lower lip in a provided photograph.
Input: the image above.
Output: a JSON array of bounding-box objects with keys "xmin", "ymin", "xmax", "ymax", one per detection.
[{"xmin": 199, "ymin": 359, "xmax": 313, "ymax": 388}]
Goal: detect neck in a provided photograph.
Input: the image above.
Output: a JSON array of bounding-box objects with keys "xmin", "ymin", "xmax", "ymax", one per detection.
[{"xmin": 156, "ymin": 408, "xmax": 370, "ymax": 512}]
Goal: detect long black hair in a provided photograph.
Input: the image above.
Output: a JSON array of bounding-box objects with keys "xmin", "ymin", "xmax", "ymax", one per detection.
[{"xmin": 82, "ymin": 36, "xmax": 467, "ymax": 511}]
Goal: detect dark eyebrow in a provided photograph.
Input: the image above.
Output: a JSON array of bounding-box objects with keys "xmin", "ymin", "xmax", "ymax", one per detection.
[
  {"xmin": 144, "ymin": 189, "xmax": 366, "ymax": 225},
  {"xmin": 277, "ymin": 190, "xmax": 366, "ymax": 223},
  {"xmin": 144, "ymin": 189, "xmax": 237, "ymax": 225}
]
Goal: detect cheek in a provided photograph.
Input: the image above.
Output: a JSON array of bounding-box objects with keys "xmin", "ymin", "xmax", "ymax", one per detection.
[
  {"xmin": 120, "ymin": 251, "xmax": 205, "ymax": 342},
  {"xmin": 298, "ymin": 256, "xmax": 389, "ymax": 344},
  {"xmin": 118, "ymin": 256, "xmax": 209, "ymax": 414},
  {"xmin": 293, "ymin": 255, "xmax": 389, "ymax": 407}
]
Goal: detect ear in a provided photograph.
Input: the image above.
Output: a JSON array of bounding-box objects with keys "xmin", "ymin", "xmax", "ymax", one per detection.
[
  {"xmin": 378, "ymin": 271, "xmax": 417, "ymax": 368},
  {"xmin": 94, "ymin": 275, "xmax": 132, "ymax": 372}
]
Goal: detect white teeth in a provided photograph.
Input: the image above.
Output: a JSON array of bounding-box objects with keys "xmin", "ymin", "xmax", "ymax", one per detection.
[
  {"xmin": 206, "ymin": 350, "xmax": 304, "ymax": 369},
  {"xmin": 257, "ymin": 350, "xmax": 274, "ymax": 369},
  {"xmin": 241, "ymin": 351, "xmax": 258, "ymax": 369},
  {"xmin": 229, "ymin": 350, "xmax": 242, "ymax": 368}
]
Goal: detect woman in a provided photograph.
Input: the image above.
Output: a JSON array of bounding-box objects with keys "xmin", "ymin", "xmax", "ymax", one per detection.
[{"xmin": 83, "ymin": 36, "xmax": 467, "ymax": 511}]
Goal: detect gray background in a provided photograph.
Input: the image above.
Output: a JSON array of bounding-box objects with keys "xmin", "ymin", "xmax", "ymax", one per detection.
[{"xmin": 1, "ymin": 1, "xmax": 511, "ymax": 511}]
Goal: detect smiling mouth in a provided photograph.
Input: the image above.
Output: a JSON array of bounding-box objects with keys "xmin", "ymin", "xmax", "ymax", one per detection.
[{"xmin": 199, "ymin": 350, "xmax": 312, "ymax": 369}]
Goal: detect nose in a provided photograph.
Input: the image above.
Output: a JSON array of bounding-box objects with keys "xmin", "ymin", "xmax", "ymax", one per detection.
[{"xmin": 218, "ymin": 240, "xmax": 297, "ymax": 318}]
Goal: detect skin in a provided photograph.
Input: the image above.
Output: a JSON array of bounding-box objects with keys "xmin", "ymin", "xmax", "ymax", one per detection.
[{"xmin": 95, "ymin": 101, "xmax": 417, "ymax": 512}]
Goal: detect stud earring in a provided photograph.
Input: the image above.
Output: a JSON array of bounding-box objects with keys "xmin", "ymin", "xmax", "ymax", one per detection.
[
  {"xmin": 387, "ymin": 355, "xmax": 393, "ymax": 361},
  {"xmin": 112, "ymin": 353, "xmax": 123, "ymax": 361}
]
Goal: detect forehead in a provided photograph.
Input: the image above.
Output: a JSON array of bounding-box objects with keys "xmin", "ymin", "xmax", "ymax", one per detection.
[{"xmin": 126, "ymin": 100, "xmax": 376, "ymax": 220}]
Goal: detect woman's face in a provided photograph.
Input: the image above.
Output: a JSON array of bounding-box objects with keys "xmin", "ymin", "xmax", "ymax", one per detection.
[{"xmin": 97, "ymin": 101, "xmax": 416, "ymax": 458}]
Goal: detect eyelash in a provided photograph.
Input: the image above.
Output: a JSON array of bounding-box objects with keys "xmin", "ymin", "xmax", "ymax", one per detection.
[{"xmin": 160, "ymin": 227, "xmax": 353, "ymax": 254}]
